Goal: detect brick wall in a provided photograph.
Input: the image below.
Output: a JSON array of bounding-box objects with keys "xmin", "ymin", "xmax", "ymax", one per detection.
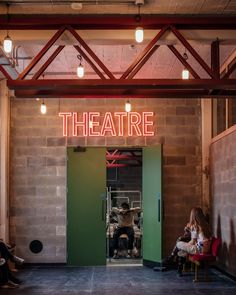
[
  {"xmin": 210, "ymin": 125, "xmax": 236, "ymax": 277},
  {"xmin": 10, "ymin": 97, "xmax": 202, "ymax": 262}
]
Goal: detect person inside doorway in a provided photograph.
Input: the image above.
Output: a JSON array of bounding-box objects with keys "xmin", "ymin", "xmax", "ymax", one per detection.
[{"xmin": 111, "ymin": 202, "xmax": 142, "ymax": 259}]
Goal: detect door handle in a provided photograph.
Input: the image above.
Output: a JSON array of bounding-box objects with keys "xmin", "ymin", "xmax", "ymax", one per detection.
[
  {"xmin": 157, "ymin": 193, "xmax": 161, "ymax": 223},
  {"xmin": 100, "ymin": 192, "xmax": 106, "ymax": 221},
  {"xmin": 101, "ymin": 199, "xmax": 106, "ymax": 221}
]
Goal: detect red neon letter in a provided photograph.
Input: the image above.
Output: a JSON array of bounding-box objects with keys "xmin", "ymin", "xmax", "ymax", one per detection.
[
  {"xmin": 128, "ymin": 112, "xmax": 142, "ymax": 136},
  {"xmin": 59, "ymin": 112, "xmax": 72, "ymax": 136},
  {"xmin": 101, "ymin": 112, "xmax": 116, "ymax": 136},
  {"xmin": 72, "ymin": 112, "xmax": 88, "ymax": 136},
  {"xmin": 114, "ymin": 112, "xmax": 127, "ymax": 136},
  {"xmin": 88, "ymin": 112, "xmax": 100, "ymax": 136},
  {"xmin": 143, "ymin": 112, "xmax": 154, "ymax": 136}
]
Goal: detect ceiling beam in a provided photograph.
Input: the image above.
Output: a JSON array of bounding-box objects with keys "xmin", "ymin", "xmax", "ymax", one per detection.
[
  {"xmin": 12, "ymin": 89, "xmax": 236, "ymax": 99},
  {"xmin": 8, "ymin": 79, "xmax": 236, "ymax": 98},
  {"xmin": 1, "ymin": 15, "xmax": 236, "ymax": 30},
  {"xmin": 9, "ymin": 79, "xmax": 236, "ymax": 90}
]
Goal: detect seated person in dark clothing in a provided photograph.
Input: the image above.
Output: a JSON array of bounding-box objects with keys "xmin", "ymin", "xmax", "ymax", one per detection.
[
  {"xmin": 164, "ymin": 225, "xmax": 191, "ymax": 265},
  {"xmin": 112, "ymin": 202, "xmax": 141, "ymax": 259},
  {"xmin": 0, "ymin": 240, "xmax": 24, "ymax": 289}
]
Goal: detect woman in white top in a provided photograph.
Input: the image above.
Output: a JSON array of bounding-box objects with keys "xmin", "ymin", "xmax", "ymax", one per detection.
[{"xmin": 176, "ymin": 207, "xmax": 211, "ymax": 276}]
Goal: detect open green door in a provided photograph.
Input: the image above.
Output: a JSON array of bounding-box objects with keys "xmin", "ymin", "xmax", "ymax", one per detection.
[
  {"xmin": 67, "ymin": 147, "xmax": 106, "ymax": 266},
  {"xmin": 142, "ymin": 145, "xmax": 163, "ymax": 267}
]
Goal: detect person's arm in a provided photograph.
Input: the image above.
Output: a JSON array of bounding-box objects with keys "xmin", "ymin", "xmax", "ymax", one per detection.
[
  {"xmin": 130, "ymin": 207, "xmax": 142, "ymax": 214},
  {"xmin": 111, "ymin": 207, "xmax": 120, "ymax": 214}
]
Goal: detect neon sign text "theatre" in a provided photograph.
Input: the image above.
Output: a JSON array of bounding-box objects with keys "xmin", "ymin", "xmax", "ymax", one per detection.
[{"xmin": 59, "ymin": 112, "xmax": 154, "ymax": 137}]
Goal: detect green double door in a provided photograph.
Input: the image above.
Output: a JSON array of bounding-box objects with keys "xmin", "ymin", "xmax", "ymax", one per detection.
[
  {"xmin": 67, "ymin": 146, "xmax": 162, "ymax": 266},
  {"xmin": 142, "ymin": 146, "xmax": 163, "ymax": 266},
  {"xmin": 67, "ymin": 147, "xmax": 106, "ymax": 266}
]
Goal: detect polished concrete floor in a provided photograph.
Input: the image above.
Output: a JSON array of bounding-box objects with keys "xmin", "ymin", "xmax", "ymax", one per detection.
[{"xmin": 1, "ymin": 265, "xmax": 236, "ymax": 295}]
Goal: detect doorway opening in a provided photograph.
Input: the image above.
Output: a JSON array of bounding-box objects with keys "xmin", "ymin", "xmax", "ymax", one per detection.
[
  {"xmin": 106, "ymin": 148, "xmax": 143, "ymax": 266},
  {"xmin": 67, "ymin": 145, "xmax": 162, "ymax": 267}
]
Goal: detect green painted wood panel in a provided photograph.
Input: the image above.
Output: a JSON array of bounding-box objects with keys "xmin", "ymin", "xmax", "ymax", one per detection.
[
  {"xmin": 67, "ymin": 147, "xmax": 106, "ymax": 266},
  {"xmin": 142, "ymin": 145, "xmax": 163, "ymax": 264}
]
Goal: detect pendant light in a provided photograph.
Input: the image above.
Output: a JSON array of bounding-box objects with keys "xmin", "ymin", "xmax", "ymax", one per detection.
[
  {"xmin": 125, "ymin": 100, "xmax": 132, "ymax": 112},
  {"xmin": 182, "ymin": 50, "xmax": 190, "ymax": 80},
  {"xmin": 40, "ymin": 100, "xmax": 47, "ymax": 114},
  {"xmin": 77, "ymin": 54, "xmax": 84, "ymax": 78},
  {"xmin": 135, "ymin": 0, "xmax": 144, "ymax": 43},
  {"xmin": 135, "ymin": 27, "xmax": 144, "ymax": 43},
  {"xmin": 3, "ymin": 4, "xmax": 13, "ymax": 54}
]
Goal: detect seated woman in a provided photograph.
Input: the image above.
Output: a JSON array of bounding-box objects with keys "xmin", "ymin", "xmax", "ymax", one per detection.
[
  {"xmin": 0, "ymin": 240, "xmax": 24, "ymax": 288},
  {"xmin": 175, "ymin": 207, "xmax": 211, "ymax": 276}
]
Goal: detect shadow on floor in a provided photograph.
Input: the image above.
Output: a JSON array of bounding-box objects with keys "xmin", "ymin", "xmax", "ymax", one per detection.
[{"xmin": 1, "ymin": 266, "xmax": 236, "ymax": 295}]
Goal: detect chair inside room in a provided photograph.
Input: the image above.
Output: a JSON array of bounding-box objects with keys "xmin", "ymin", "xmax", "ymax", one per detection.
[{"xmin": 187, "ymin": 237, "xmax": 221, "ymax": 282}]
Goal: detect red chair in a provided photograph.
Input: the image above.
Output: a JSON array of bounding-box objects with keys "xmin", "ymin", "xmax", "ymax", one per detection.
[{"xmin": 188, "ymin": 237, "xmax": 221, "ymax": 282}]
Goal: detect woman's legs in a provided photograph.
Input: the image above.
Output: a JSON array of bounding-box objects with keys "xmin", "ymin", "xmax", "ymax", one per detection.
[
  {"xmin": 176, "ymin": 242, "xmax": 197, "ymax": 276},
  {"xmin": 176, "ymin": 241, "xmax": 197, "ymax": 254}
]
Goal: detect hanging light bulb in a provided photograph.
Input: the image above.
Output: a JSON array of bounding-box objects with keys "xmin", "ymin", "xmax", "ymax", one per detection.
[
  {"xmin": 3, "ymin": 4, "xmax": 12, "ymax": 53},
  {"xmin": 135, "ymin": 27, "xmax": 144, "ymax": 43},
  {"xmin": 135, "ymin": 1, "xmax": 144, "ymax": 43},
  {"xmin": 182, "ymin": 50, "xmax": 189, "ymax": 80},
  {"xmin": 125, "ymin": 101, "xmax": 132, "ymax": 112},
  {"xmin": 40, "ymin": 100, "xmax": 47, "ymax": 114},
  {"xmin": 3, "ymin": 35, "xmax": 12, "ymax": 53},
  {"xmin": 182, "ymin": 69, "xmax": 189, "ymax": 80},
  {"xmin": 77, "ymin": 54, "xmax": 84, "ymax": 78}
]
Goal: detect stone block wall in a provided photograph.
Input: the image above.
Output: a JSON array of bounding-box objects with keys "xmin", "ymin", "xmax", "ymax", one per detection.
[
  {"xmin": 10, "ymin": 97, "xmax": 202, "ymax": 262},
  {"xmin": 210, "ymin": 125, "xmax": 236, "ymax": 277}
]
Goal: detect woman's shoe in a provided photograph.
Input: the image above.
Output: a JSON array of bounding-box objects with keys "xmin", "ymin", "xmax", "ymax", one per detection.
[
  {"xmin": 162, "ymin": 255, "xmax": 175, "ymax": 266},
  {"xmin": 1, "ymin": 281, "xmax": 19, "ymax": 289},
  {"xmin": 12, "ymin": 256, "xmax": 24, "ymax": 265}
]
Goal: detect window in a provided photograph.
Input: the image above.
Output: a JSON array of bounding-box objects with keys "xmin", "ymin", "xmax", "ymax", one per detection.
[{"xmin": 212, "ymin": 98, "xmax": 236, "ymax": 137}]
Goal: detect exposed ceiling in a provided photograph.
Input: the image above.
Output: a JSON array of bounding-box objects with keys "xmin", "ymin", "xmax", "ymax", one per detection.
[
  {"xmin": 0, "ymin": 0, "xmax": 236, "ymax": 15},
  {"xmin": 0, "ymin": 0, "xmax": 236, "ymax": 97}
]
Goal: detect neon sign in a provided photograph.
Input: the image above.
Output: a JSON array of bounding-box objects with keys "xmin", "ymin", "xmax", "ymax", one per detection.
[{"xmin": 59, "ymin": 112, "xmax": 155, "ymax": 137}]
